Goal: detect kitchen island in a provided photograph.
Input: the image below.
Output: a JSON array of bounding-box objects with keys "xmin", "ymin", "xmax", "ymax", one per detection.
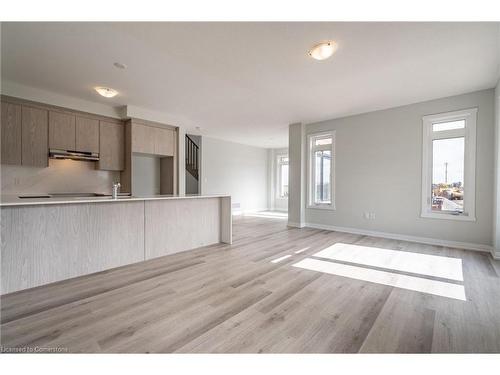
[{"xmin": 0, "ymin": 194, "xmax": 232, "ymax": 294}]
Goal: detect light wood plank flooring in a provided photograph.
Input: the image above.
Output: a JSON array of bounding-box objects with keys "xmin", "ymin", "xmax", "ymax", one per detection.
[{"xmin": 1, "ymin": 215, "xmax": 500, "ymax": 353}]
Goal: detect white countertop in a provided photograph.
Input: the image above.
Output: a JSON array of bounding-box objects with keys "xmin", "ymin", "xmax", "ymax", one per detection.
[{"xmin": 0, "ymin": 194, "xmax": 230, "ymax": 207}]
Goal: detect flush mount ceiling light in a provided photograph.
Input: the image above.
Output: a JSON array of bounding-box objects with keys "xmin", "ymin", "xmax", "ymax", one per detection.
[
  {"xmin": 113, "ymin": 62, "xmax": 127, "ymax": 69},
  {"xmin": 95, "ymin": 87, "xmax": 118, "ymax": 98},
  {"xmin": 309, "ymin": 41, "xmax": 338, "ymax": 61}
]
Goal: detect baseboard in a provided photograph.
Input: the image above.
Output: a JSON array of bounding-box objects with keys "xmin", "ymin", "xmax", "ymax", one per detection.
[
  {"xmin": 305, "ymin": 222, "xmax": 493, "ymax": 254},
  {"xmin": 288, "ymin": 221, "xmax": 305, "ymax": 228}
]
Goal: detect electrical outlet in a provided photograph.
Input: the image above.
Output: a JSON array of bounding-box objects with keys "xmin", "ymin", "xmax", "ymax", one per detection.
[
  {"xmin": 369, "ymin": 213, "xmax": 376, "ymax": 219},
  {"xmin": 363, "ymin": 212, "xmax": 370, "ymax": 219}
]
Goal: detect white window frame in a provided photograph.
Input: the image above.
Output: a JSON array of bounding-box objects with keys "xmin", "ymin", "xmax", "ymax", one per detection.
[
  {"xmin": 307, "ymin": 131, "xmax": 335, "ymax": 210},
  {"xmin": 276, "ymin": 153, "xmax": 289, "ymax": 199},
  {"xmin": 421, "ymin": 108, "xmax": 477, "ymax": 221}
]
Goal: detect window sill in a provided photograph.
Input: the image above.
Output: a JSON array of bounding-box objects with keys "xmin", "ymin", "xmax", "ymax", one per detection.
[
  {"xmin": 307, "ymin": 204, "xmax": 336, "ymax": 211},
  {"xmin": 420, "ymin": 212, "xmax": 476, "ymax": 222}
]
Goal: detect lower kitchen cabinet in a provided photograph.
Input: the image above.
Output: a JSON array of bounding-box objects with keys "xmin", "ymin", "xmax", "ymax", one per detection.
[{"xmin": 0, "ymin": 201, "xmax": 145, "ymax": 294}]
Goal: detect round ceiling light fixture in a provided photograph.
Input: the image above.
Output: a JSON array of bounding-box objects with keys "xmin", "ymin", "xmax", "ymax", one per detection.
[
  {"xmin": 95, "ymin": 87, "xmax": 118, "ymax": 98},
  {"xmin": 113, "ymin": 62, "xmax": 127, "ymax": 69},
  {"xmin": 308, "ymin": 41, "xmax": 338, "ymax": 61}
]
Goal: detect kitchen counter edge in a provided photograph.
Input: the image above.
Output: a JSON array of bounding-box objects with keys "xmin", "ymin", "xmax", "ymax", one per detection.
[{"xmin": 0, "ymin": 194, "xmax": 231, "ymax": 207}]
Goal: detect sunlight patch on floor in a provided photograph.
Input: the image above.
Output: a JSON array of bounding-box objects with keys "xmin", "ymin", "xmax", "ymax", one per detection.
[
  {"xmin": 294, "ymin": 247, "xmax": 310, "ymax": 254},
  {"xmin": 292, "ymin": 258, "xmax": 466, "ymax": 301},
  {"xmin": 244, "ymin": 211, "xmax": 288, "ymax": 219},
  {"xmin": 271, "ymin": 254, "xmax": 292, "ymax": 263},
  {"xmin": 313, "ymin": 243, "xmax": 463, "ymax": 281}
]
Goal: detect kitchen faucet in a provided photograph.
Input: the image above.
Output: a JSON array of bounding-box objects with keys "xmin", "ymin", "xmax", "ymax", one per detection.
[{"xmin": 112, "ymin": 182, "xmax": 121, "ymax": 199}]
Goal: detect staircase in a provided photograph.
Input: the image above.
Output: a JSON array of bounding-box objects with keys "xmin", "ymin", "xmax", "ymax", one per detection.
[{"xmin": 185, "ymin": 135, "xmax": 199, "ymax": 180}]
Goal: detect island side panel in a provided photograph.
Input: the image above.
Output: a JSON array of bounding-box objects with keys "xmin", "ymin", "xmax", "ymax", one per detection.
[
  {"xmin": 1, "ymin": 201, "xmax": 145, "ymax": 294},
  {"xmin": 220, "ymin": 196, "xmax": 232, "ymax": 244},
  {"xmin": 144, "ymin": 197, "xmax": 221, "ymax": 260}
]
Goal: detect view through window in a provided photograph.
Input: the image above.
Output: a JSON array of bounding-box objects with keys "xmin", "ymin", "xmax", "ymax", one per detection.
[
  {"xmin": 432, "ymin": 136, "xmax": 465, "ymax": 213},
  {"xmin": 314, "ymin": 149, "xmax": 331, "ymax": 204},
  {"xmin": 422, "ymin": 108, "xmax": 476, "ymax": 220},
  {"xmin": 277, "ymin": 155, "xmax": 289, "ymax": 198},
  {"xmin": 309, "ymin": 133, "xmax": 334, "ymax": 207}
]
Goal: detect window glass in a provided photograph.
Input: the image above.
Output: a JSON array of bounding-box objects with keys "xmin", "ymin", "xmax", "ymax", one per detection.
[
  {"xmin": 280, "ymin": 163, "xmax": 289, "ymax": 198},
  {"xmin": 431, "ymin": 137, "xmax": 464, "ymax": 213},
  {"xmin": 315, "ymin": 138, "xmax": 332, "ymax": 146},
  {"xmin": 432, "ymin": 120, "xmax": 465, "ymax": 132},
  {"xmin": 314, "ymin": 150, "xmax": 331, "ymax": 204},
  {"xmin": 277, "ymin": 155, "xmax": 289, "ymax": 198}
]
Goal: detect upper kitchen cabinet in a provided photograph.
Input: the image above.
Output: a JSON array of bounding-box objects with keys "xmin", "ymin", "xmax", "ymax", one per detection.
[
  {"xmin": 1, "ymin": 102, "xmax": 22, "ymax": 165},
  {"xmin": 22, "ymin": 106, "xmax": 49, "ymax": 167},
  {"xmin": 75, "ymin": 116, "xmax": 99, "ymax": 153},
  {"xmin": 49, "ymin": 111, "xmax": 76, "ymax": 150},
  {"xmin": 49, "ymin": 112, "xmax": 100, "ymax": 153},
  {"xmin": 132, "ymin": 122, "xmax": 174, "ymax": 156},
  {"xmin": 98, "ymin": 121, "xmax": 125, "ymax": 171}
]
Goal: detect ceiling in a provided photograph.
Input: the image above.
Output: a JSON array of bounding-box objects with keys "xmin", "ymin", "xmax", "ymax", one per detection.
[{"xmin": 1, "ymin": 22, "xmax": 499, "ymax": 148}]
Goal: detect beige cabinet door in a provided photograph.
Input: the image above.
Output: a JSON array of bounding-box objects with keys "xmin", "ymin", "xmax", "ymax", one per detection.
[
  {"xmin": 131, "ymin": 123, "xmax": 154, "ymax": 154},
  {"xmin": 154, "ymin": 127, "xmax": 174, "ymax": 156},
  {"xmin": 22, "ymin": 106, "xmax": 48, "ymax": 167},
  {"xmin": 98, "ymin": 121, "xmax": 124, "ymax": 171},
  {"xmin": 76, "ymin": 116, "xmax": 99, "ymax": 153},
  {"xmin": 49, "ymin": 111, "xmax": 76, "ymax": 150},
  {"xmin": 132, "ymin": 123, "xmax": 174, "ymax": 156},
  {"xmin": 1, "ymin": 102, "xmax": 22, "ymax": 165}
]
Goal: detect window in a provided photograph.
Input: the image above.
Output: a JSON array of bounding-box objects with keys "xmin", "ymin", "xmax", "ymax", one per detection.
[
  {"xmin": 277, "ymin": 155, "xmax": 289, "ymax": 198},
  {"xmin": 421, "ymin": 108, "xmax": 477, "ymax": 221},
  {"xmin": 308, "ymin": 131, "xmax": 335, "ymax": 209}
]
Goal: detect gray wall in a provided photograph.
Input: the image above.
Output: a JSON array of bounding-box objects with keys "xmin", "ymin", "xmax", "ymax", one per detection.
[
  {"xmin": 132, "ymin": 154, "xmax": 160, "ymax": 196},
  {"xmin": 303, "ymin": 89, "xmax": 495, "ymax": 246},
  {"xmin": 201, "ymin": 136, "xmax": 268, "ymax": 214},
  {"xmin": 494, "ymin": 80, "xmax": 500, "ymax": 256}
]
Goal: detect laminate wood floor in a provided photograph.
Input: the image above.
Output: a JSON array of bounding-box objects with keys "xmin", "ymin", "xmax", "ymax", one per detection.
[{"xmin": 2, "ymin": 215, "xmax": 500, "ymax": 353}]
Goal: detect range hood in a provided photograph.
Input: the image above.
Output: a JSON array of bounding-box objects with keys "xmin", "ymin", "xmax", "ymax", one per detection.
[{"xmin": 49, "ymin": 149, "xmax": 99, "ymax": 161}]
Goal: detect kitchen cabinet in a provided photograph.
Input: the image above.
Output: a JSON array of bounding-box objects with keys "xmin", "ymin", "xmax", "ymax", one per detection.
[
  {"xmin": 49, "ymin": 111, "xmax": 76, "ymax": 150},
  {"xmin": 132, "ymin": 123, "xmax": 174, "ymax": 156},
  {"xmin": 98, "ymin": 121, "xmax": 125, "ymax": 171},
  {"xmin": 1, "ymin": 102, "xmax": 22, "ymax": 165},
  {"xmin": 75, "ymin": 116, "xmax": 99, "ymax": 153},
  {"xmin": 22, "ymin": 106, "xmax": 48, "ymax": 167}
]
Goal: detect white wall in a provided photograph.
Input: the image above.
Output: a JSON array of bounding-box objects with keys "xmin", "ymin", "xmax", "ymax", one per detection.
[
  {"xmin": 494, "ymin": 80, "xmax": 500, "ymax": 257},
  {"xmin": 299, "ymin": 89, "xmax": 495, "ymax": 248},
  {"xmin": 201, "ymin": 137, "xmax": 268, "ymax": 214}
]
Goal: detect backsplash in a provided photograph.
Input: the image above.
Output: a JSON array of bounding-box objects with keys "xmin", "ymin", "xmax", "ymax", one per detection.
[{"xmin": 1, "ymin": 159, "xmax": 120, "ymax": 195}]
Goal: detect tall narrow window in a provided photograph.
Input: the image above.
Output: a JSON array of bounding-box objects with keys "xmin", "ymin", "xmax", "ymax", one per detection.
[
  {"xmin": 308, "ymin": 131, "xmax": 335, "ymax": 209},
  {"xmin": 277, "ymin": 155, "xmax": 289, "ymax": 198},
  {"xmin": 421, "ymin": 108, "xmax": 477, "ymax": 221}
]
